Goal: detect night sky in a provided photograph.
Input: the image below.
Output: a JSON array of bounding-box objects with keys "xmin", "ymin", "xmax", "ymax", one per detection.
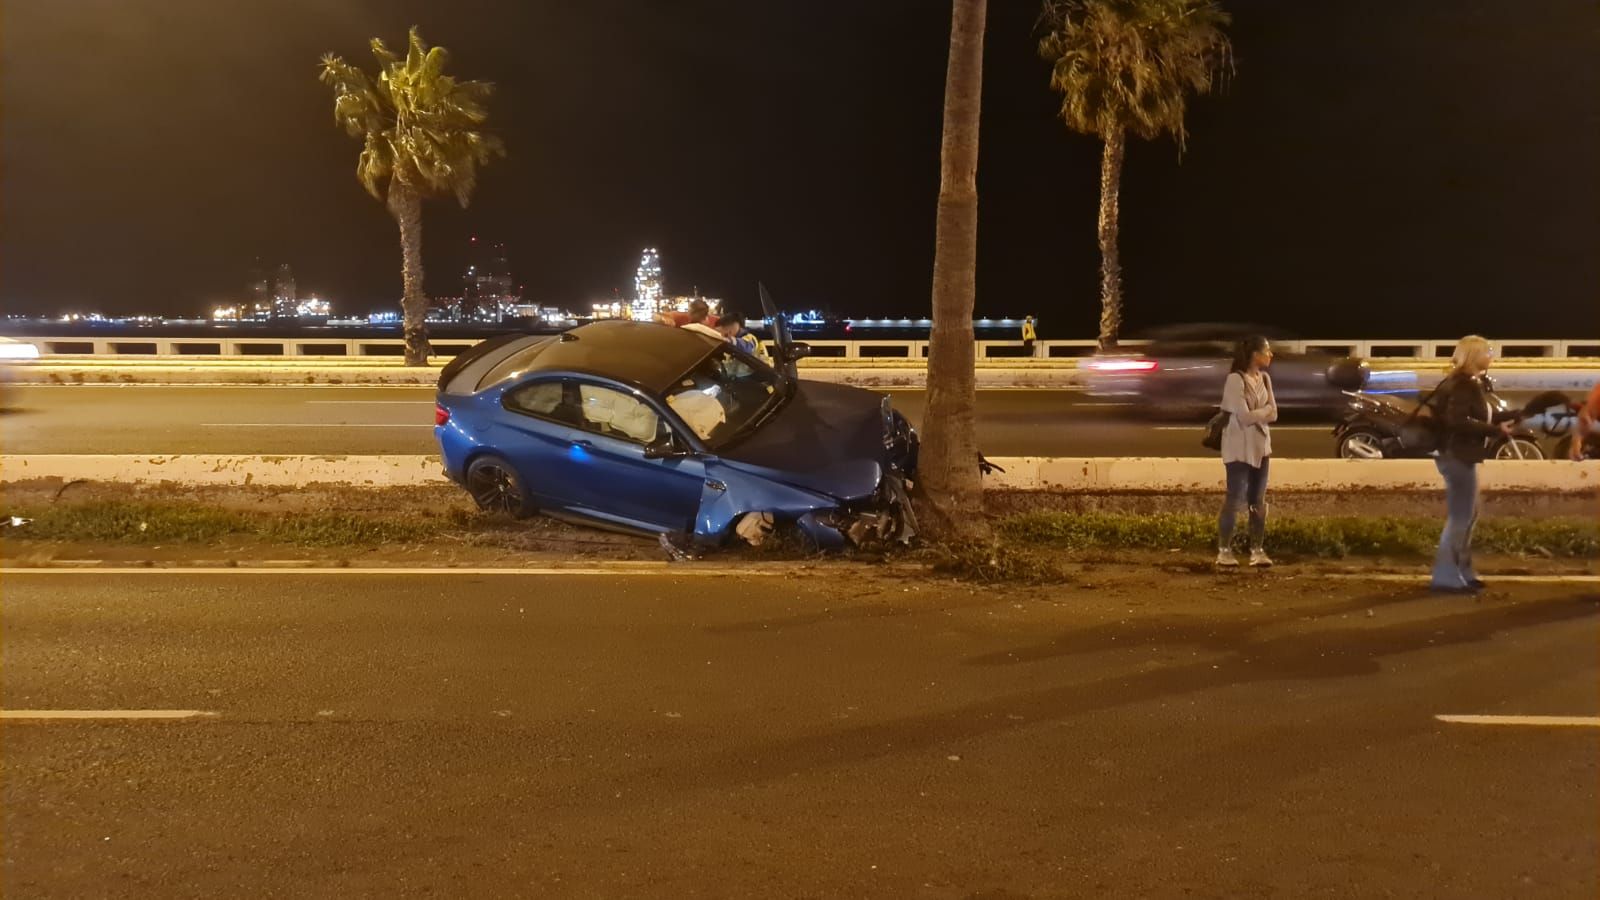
[{"xmin": 2, "ymin": 0, "xmax": 1596, "ymax": 337}]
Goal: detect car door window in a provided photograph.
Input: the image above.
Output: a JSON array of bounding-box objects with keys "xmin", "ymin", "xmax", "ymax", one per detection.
[
  {"xmin": 662, "ymin": 346, "xmax": 782, "ymax": 445},
  {"xmin": 576, "ymin": 383, "xmax": 664, "ymax": 444}
]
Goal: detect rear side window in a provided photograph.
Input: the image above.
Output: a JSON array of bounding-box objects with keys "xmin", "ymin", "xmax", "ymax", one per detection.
[{"xmin": 505, "ymin": 380, "xmax": 565, "ymax": 417}]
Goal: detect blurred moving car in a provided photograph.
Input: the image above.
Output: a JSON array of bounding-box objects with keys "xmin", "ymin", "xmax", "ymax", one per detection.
[
  {"xmin": 433, "ymin": 308, "xmax": 918, "ymax": 551},
  {"xmin": 0, "ymin": 337, "xmax": 41, "ymax": 410},
  {"xmin": 1080, "ymin": 324, "xmax": 1383, "ymax": 419}
]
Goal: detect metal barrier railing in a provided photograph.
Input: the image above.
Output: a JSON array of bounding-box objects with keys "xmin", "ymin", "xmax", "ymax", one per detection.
[{"xmin": 8, "ymin": 336, "xmax": 1597, "ymax": 361}]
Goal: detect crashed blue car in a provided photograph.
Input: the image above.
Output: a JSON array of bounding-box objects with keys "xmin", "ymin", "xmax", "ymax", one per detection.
[{"xmin": 433, "ymin": 313, "xmax": 918, "ymax": 550}]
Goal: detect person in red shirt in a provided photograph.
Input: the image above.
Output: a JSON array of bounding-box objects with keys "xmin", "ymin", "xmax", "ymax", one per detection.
[
  {"xmin": 655, "ymin": 299, "xmax": 718, "ymax": 330},
  {"xmin": 1571, "ymin": 382, "xmax": 1600, "ymax": 460}
]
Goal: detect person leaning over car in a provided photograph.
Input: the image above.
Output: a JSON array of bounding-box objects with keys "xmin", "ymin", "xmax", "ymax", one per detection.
[
  {"xmin": 678, "ymin": 299, "xmax": 724, "ymax": 342},
  {"xmin": 657, "ymin": 300, "xmax": 719, "ymax": 330},
  {"xmin": 1428, "ymin": 335, "xmax": 1519, "ymax": 594},
  {"xmin": 712, "ymin": 312, "xmax": 769, "ymax": 360}
]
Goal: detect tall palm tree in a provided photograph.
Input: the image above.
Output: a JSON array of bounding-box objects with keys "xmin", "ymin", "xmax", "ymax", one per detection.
[
  {"xmin": 320, "ymin": 28, "xmax": 504, "ymax": 366},
  {"xmin": 1039, "ymin": 0, "xmax": 1231, "ymax": 350},
  {"xmin": 919, "ymin": 0, "xmax": 990, "ymax": 540}
]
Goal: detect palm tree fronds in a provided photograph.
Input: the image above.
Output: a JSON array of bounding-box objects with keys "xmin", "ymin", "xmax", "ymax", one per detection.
[
  {"xmin": 320, "ymin": 26, "xmax": 503, "ymax": 206},
  {"xmin": 1039, "ymin": 0, "xmax": 1232, "ymax": 153}
]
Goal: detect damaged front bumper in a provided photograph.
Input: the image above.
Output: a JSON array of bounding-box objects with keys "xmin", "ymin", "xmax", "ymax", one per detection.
[{"xmin": 791, "ymin": 473, "xmax": 918, "ymax": 552}]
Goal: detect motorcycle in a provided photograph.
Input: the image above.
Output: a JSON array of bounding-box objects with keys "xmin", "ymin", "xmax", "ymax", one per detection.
[
  {"xmin": 1513, "ymin": 389, "xmax": 1599, "ymax": 460},
  {"xmin": 1333, "ymin": 378, "xmax": 1547, "ymax": 460}
]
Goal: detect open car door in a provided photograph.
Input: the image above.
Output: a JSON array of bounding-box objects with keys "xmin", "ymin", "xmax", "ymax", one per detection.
[{"xmin": 758, "ymin": 283, "xmax": 810, "ymax": 380}]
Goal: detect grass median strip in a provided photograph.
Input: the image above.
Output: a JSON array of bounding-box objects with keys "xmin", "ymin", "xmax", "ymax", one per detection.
[
  {"xmin": 5, "ymin": 501, "xmax": 1595, "ymax": 565},
  {"xmin": 6, "ymin": 500, "xmax": 444, "ymax": 546}
]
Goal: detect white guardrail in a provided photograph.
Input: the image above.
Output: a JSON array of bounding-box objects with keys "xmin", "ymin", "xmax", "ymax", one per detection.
[
  {"xmin": 6, "ymin": 336, "xmax": 1599, "ymax": 361},
  {"xmin": 2, "ymin": 455, "xmax": 1596, "ymax": 493}
]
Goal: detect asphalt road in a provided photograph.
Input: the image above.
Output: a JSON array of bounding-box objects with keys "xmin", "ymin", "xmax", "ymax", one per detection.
[
  {"xmin": 0, "ymin": 384, "xmax": 1450, "ymax": 458},
  {"xmin": 3, "ymin": 570, "xmax": 1595, "ymax": 897}
]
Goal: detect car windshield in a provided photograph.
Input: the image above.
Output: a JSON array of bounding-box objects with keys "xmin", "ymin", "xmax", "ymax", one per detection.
[{"xmin": 661, "ymin": 345, "xmax": 785, "ymax": 448}]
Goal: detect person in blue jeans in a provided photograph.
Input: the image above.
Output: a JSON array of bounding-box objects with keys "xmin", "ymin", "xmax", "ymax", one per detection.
[
  {"xmin": 1430, "ymin": 335, "xmax": 1517, "ymax": 593},
  {"xmin": 1217, "ymin": 336, "xmax": 1278, "ymax": 567}
]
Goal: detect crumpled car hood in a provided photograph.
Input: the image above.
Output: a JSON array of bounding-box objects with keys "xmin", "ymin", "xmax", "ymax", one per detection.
[{"xmin": 717, "ymin": 381, "xmax": 888, "ymax": 500}]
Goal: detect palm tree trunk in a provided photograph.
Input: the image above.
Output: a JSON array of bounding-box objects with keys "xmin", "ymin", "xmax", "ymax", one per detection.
[
  {"xmin": 918, "ymin": 0, "xmax": 988, "ymax": 542},
  {"xmin": 387, "ymin": 178, "xmax": 431, "ymax": 366},
  {"xmin": 1096, "ymin": 126, "xmax": 1125, "ymax": 352}
]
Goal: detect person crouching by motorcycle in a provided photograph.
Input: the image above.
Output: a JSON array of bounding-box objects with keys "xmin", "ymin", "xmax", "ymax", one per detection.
[
  {"xmin": 1430, "ymin": 335, "xmax": 1519, "ymax": 594},
  {"xmin": 1217, "ymin": 336, "xmax": 1278, "ymax": 568}
]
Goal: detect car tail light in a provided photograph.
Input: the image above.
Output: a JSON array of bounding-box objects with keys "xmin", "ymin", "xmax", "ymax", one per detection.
[
  {"xmin": 434, "ymin": 404, "xmax": 450, "ymax": 426},
  {"xmin": 1083, "ymin": 358, "xmax": 1159, "ymax": 372}
]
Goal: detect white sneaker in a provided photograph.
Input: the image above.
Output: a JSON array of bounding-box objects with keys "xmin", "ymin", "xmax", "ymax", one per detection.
[
  {"xmin": 1216, "ymin": 548, "xmax": 1239, "ymax": 567},
  {"xmin": 1249, "ymin": 549, "xmax": 1274, "ymax": 568}
]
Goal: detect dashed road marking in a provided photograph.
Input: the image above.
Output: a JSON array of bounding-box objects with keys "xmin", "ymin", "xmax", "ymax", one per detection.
[
  {"xmin": 1, "ymin": 710, "xmax": 218, "ymax": 721},
  {"xmin": 1327, "ymin": 573, "xmax": 1599, "ymax": 585},
  {"xmin": 200, "ymin": 423, "xmax": 431, "ymax": 428},
  {"xmin": 1436, "ymin": 715, "xmax": 1600, "ymax": 728},
  {"xmin": 1, "ymin": 565, "xmax": 782, "ymax": 577}
]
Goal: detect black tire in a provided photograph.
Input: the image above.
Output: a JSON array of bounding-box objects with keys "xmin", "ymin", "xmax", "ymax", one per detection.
[
  {"xmin": 1337, "ymin": 427, "xmax": 1388, "ymax": 460},
  {"xmin": 465, "ymin": 456, "xmax": 534, "ymax": 518}
]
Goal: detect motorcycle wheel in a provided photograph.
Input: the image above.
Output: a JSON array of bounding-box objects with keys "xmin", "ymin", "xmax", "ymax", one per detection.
[
  {"xmin": 1493, "ymin": 437, "xmax": 1544, "ymax": 461},
  {"xmin": 1337, "ymin": 428, "xmax": 1388, "ymax": 460}
]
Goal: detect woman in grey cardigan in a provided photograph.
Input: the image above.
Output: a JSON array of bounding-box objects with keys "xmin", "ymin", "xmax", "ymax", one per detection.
[{"xmin": 1217, "ymin": 336, "xmax": 1278, "ymax": 567}]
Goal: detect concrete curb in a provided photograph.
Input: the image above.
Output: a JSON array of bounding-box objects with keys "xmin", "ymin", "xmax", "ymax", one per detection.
[{"xmin": 5, "ymin": 454, "xmax": 1596, "ymax": 494}]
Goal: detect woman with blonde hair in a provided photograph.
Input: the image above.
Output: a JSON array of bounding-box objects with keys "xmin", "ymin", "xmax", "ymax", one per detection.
[{"xmin": 1430, "ymin": 335, "xmax": 1517, "ymax": 593}]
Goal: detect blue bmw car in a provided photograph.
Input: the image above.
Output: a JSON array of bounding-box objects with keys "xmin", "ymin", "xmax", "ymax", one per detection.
[{"xmin": 433, "ymin": 316, "xmax": 918, "ymax": 550}]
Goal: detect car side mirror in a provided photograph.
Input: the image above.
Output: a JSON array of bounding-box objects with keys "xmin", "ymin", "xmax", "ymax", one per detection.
[
  {"xmin": 643, "ymin": 436, "xmax": 690, "ymax": 460},
  {"xmin": 785, "ymin": 341, "xmax": 812, "ymax": 362}
]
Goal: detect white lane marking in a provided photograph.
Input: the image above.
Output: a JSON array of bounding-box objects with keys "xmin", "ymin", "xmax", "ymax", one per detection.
[
  {"xmin": 1, "ymin": 710, "xmax": 218, "ymax": 721},
  {"xmin": 879, "ymin": 387, "xmax": 1088, "ymax": 393},
  {"xmin": 1, "ymin": 566, "xmax": 782, "ymax": 577},
  {"xmin": 1436, "ymin": 715, "xmax": 1600, "ymax": 727},
  {"xmin": 200, "ymin": 423, "xmax": 431, "ymax": 428},
  {"xmin": 1327, "ymin": 574, "xmax": 1599, "ymax": 584},
  {"xmin": 14, "ymin": 383, "xmax": 434, "ymax": 390}
]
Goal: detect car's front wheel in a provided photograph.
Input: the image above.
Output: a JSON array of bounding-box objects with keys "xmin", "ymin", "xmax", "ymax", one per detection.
[{"xmin": 466, "ymin": 456, "xmax": 534, "ymax": 518}]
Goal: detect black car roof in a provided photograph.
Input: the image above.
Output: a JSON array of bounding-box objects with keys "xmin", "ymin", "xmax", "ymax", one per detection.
[{"xmin": 478, "ymin": 320, "xmax": 722, "ymax": 395}]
